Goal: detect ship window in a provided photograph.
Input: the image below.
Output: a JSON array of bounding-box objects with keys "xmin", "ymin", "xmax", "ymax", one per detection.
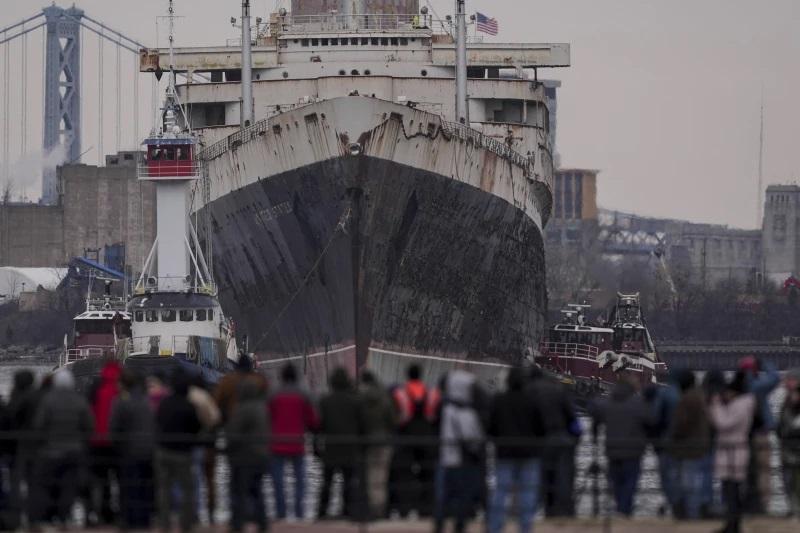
[
  {"xmin": 134, "ymin": 311, "xmax": 144, "ymax": 322},
  {"xmin": 208, "ymin": 309, "xmax": 214, "ymax": 321},
  {"xmin": 381, "ymin": 38, "xmax": 389, "ymax": 46},
  {"xmin": 196, "ymin": 309, "xmax": 207, "ymax": 321},
  {"xmin": 390, "ymin": 37, "xmax": 399, "ymax": 46},
  {"xmin": 361, "ymin": 38, "xmax": 368, "ymax": 45},
  {"xmin": 177, "ymin": 147, "xmax": 190, "ymax": 160},
  {"xmin": 301, "ymin": 39, "xmax": 309, "ymax": 47},
  {"xmin": 179, "ymin": 310, "xmax": 193, "ymax": 322},
  {"xmin": 311, "ymin": 38, "xmax": 319, "ymax": 46},
  {"xmin": 146, "ymin": 310, "xmax": 158, "ymax": 322},
  {"xmin": 330, "ymin": 38, "xmax": 338, "ymax": 46},
  {"xmin": 321, "ymin": 38, "xmax": 329, "ymax": 46},
  {"xmin": 371, "ymin": 38, "xmax": 379, "ymax": 45},
  {"xmin": 164, "ymin": 147, "xmax": 176, "ymax": 160},
  {"xmin": 161, "ymin": 310, "xmax": 176, "ymax": 322},
  {"xmin": 350, "ymin": 38, "xmax": 358, "ymax": 45},
  {"xmin": 400, "ymin": 37, "xmax": 408, "ymax": 45}
]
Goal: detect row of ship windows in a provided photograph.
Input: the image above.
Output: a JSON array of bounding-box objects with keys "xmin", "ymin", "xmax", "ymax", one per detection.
[
  {"xmin": 133, "ymin": 309, "xmax": 215, "ymax": 323},
  {"xmin": 296, "ymin": 36, "xmax": 415, "ymax": 47}
]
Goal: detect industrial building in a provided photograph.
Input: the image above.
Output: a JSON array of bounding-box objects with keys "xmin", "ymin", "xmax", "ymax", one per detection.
[{"xmin": 0, "ymin": 152, "xmax": 156, "ymax": 277}]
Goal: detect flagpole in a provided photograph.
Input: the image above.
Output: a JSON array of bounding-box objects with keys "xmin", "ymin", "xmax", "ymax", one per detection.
[{"xmin": 455, "ymin": 0, "xmax": 469, "ymax": 124}]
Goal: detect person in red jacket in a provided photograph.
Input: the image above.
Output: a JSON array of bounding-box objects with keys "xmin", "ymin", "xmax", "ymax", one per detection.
[
  {"xmin": 268, "ymin": 363, "xmax": 319, "ymax": 521},
  {"xmin": 87, "ymin": 359, "xmax": 123, "ymax": 526}
]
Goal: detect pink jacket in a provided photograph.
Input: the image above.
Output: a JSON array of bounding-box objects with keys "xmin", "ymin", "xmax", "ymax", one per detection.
[{"xmin": 710, "ymin": 393, "xmax": 756, "ymax": 481}]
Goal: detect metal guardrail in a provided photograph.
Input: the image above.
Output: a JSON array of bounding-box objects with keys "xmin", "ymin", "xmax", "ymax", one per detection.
[
  {"xmin": 539, "ymin": 342, "xmax": 600, "ymax": 360},
  {"xmin": 440, "ymin": 119, "xmax": 536, "ymax": 177}
]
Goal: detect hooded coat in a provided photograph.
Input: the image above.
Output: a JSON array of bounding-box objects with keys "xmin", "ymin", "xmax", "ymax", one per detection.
[
  {"xmin": 440, "ymin": 370, "xmax": 484, "ymax": 468},
  {"xmin": 226, "ymin": 376, "xmax": 270, "ymax": 465},
  {"xmin": 593, "ymin": 381, "xmax": 654, "ymax": 460},
  {"xmin": 318, "ymin": 369, "xmax": 364, "ymax": 467},
  {"xmin": 34, "ymin": 370, "xmax": 94, "ymax": 458}
]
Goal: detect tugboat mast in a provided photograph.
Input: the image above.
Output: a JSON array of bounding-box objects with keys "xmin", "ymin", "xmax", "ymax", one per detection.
[{"xmin": 240, "ymin": 0, "xmax": 254, "ymax": 127}]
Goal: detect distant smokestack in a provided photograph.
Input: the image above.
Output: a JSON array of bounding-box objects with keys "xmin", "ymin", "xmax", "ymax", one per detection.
[{"xmin": 290, "ymin": 1, "xmax": 420, "ymax": 16}]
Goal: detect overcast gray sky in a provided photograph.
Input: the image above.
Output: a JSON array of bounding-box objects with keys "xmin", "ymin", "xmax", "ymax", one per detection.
[{"xmin": 1, "ymin": 0, "xmax": 798, "ymax": 228}]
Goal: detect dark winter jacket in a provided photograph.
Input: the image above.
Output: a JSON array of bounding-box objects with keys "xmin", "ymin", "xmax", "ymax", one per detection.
[
  {"xmin": 668, "ymin": 387, "xmax": 712, "ymax": 460},
  {"xmin": 593, "ymin": 381, "xmax": 654, "ymax": 460},
  {"xmin": 156, "ymin": 382, "xmax": 202, "ymax": 453},
  {"xmin": 778, "ymin": 394, "xmax": 800, "ymax": 466},
  {"xmin": 527, "ymin": 370, "xmax": 579, "ymax": 451},
  {"xmin": 318, "ymin": 369, "xmax": 364, "ymax": 467},
  {"xmin": 226, "ymin": 377, "xmax": 270, "ymax": 465},
  {"xmin": 489, "ymin": 368, "xmax": 546, "ymax": 459},
  {"xmin": 109, "ymin": 386, "xmax": 155, "ymax": 460},
  {"xmin": 269, "ymin": 385, "xmax": 319, "ymax": 456},
  {"xmin": 33, "ymin": 376, "xmax": 94, "ymax": 459},
  {"xmin": 360, "ymin": 381, "xmax": 396, "ymax": 441}
]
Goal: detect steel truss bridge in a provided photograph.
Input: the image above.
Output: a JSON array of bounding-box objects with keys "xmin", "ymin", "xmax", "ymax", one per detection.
[{"xmin": 1, "ymin": 5, "xmax": 150, "ymax": 204}]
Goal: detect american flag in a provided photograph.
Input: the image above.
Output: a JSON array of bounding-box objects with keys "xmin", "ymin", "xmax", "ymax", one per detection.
[{"xmin": 476, "ymin": 12, "xmax": 498, "ymax": 36}]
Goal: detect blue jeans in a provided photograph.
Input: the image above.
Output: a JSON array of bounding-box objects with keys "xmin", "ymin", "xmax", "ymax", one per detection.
[
  {"xmin": 657, "ymin": 452, "xmax": 678, "ymax": 512},
  {"xmin": 270, "ymin": 455, "xmax": 305, "ymax": 519},
  {"xmin": 489, "ymin": 458, "xmax": 540, "ymax": 533},
  {"xmin": 607, "ymin": 458, "xmax": 641, "ymax": 516},
  {"xmin": 676, "ymin": 457, "xmax": 705, "ymax": 519}
]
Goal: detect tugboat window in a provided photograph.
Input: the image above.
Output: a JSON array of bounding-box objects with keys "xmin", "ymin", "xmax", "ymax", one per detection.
[
  {"xmin": 179, "ymin": 310, "xmax": 193, "ymax": 322},
  {"xmin": 177, "ymin": 148, "xmax": 190, "ymax": 160},
  {"xmin": 146, "ymin": 310, "xmax": 158, "ymax": 322},
  {"xmin": 162, "ymin": 310, "xmax": 176, "ymax": 322},
  {"xmin": 196, "ymin": 309, "xmax": 207, "ymax": 321},
  {"xmin": 164, "ymin": 147, "xmax": 176, "ymax": 160},
  {"xmin": 134, "ymin": 311, "xmax": 144, "ymax": 322},
  {"xmin": 208, "ymin": 309, "xmax": 214, "ymax": 320}
]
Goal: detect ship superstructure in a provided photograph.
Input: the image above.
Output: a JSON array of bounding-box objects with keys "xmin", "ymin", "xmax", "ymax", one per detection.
[
  {"xmin": 124, "ymin": 2, "xmax": 237, "ymax": 382},
  {"xmin": 138, "ymin": 1, "xmax": 570, "ymax": 388}
]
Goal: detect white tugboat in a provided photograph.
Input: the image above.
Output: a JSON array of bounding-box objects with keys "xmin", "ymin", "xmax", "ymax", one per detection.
[{"xmin": 124, "ymin": 3, "xmax": 238, "ymax": 382}]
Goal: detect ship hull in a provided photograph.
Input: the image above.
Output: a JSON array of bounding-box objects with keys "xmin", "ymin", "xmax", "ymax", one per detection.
[{"xmin": 199, "ymin": 97, "xmax": 551, "ymax": 388}]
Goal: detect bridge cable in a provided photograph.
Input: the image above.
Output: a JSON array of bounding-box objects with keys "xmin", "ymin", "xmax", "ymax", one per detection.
[
  {"xmin": 115, "ymin": 45, "xmax": 121, "ymax": 153},
  {"xmin": 2, "ymin": 37, "xmax": 9, "ymax": 185},
  {"xmin": 133, "ymin": 54, "xmax": 139, "ymax": 150},
  {"xmin": 21, "ymin": 25, "xmax": 27, "ymax": 160},
  {"xmin": 98, "ymin": 30, "xmax": 104, "ymax": 165}
]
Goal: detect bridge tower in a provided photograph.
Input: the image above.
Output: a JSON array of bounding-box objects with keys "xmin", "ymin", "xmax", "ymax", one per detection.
[{"xmin": 42, "ymin": 5, "xmax": 83, "ymax": 205}]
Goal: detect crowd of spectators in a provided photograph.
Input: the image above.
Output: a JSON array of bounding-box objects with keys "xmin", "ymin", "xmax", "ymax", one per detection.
[{"xmin": 0, "ymin": 355, "xmax": 797, "ymax": 533}]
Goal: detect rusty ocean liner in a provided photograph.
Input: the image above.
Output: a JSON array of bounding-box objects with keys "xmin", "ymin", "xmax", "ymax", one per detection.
[{"xmin": 139, "ymin": 0, "xmax": 570, "ymax": 388}]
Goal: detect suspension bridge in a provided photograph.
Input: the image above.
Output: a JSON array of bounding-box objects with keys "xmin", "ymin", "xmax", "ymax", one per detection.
[{"xmin": 0, "ymin": 4, "xmax": 156, "ymax": 205}]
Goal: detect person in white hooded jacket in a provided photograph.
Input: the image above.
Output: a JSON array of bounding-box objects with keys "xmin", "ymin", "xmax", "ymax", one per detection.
[{"xmin": 434, "ymin": 369, "xmax": 485, "ymax": 533}]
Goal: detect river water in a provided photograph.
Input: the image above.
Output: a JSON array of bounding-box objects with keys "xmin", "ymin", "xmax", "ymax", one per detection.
[{"xmin": 0, "ymin": 363, "xmax": 791, "ymax": 520}]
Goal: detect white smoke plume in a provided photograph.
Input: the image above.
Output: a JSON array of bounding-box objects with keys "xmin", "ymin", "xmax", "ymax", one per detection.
[{"xmin": 4, "ymin": 144, "xmax": 69, "ymax": 203}]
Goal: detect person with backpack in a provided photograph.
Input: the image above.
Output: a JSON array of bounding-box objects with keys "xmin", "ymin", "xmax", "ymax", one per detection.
[
  {"xmin": 434, "ymin": 369, "xmax": 485, "ymax": 533},
  {"xmin": 391, "ymin": 364, "xmax": 439, "ymax": 517}
]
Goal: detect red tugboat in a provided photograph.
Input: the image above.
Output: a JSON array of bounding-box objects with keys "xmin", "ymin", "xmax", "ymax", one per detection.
[{"xmin": 537, "ymin": 293, "xmax": 668, "ymax": 398}]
